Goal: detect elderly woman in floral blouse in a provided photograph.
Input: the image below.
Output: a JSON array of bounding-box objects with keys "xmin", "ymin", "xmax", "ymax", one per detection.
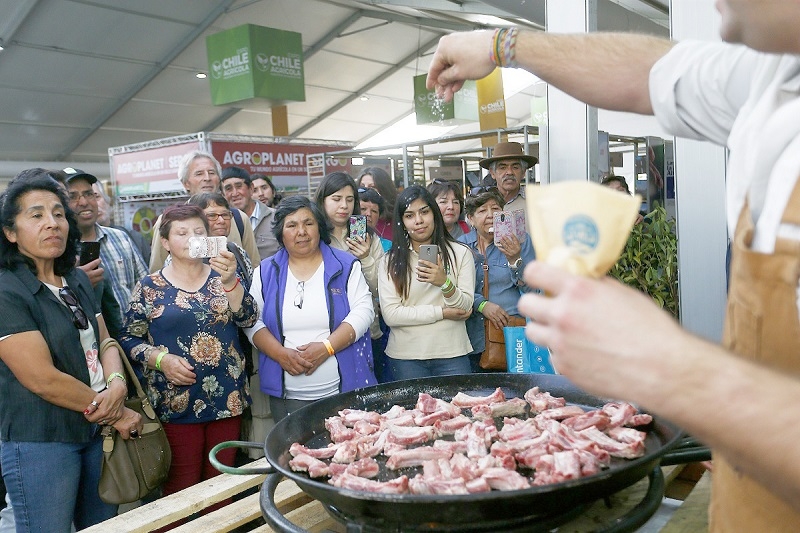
[{"xmin": 119, "ymin": 204, "xmax": 257, "ymax": 498}]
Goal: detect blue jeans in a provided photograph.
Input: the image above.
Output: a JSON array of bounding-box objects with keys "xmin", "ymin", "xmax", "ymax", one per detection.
[
  {"xmin": 0, "ymin": 434, "xmax": 117, "ymax": 532},
  {"xmin": 388, "ymin": 355, "xmax": 471, "ymax": 381}
]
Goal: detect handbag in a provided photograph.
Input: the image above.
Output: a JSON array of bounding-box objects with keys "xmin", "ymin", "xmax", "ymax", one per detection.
[
  {"xmin": 479, "ymin": 263, "xmax": 526, "ymax": 370},
  {"xmin": 97, "ymin": 339, "xmax": 172, "ymax": 504}
]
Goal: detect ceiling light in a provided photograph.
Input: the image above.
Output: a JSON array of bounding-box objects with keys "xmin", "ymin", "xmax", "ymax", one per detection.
[
  {"xmin": 196, "ymin": 72, "xmax": 207, "ymax": 79},
  {"xmin": 0, "ymin": 40, "xmax": 5, "ymax": 52},
  {"xmin": 359, "ymin": 95, "xmax": 369, "ymax": 102}
]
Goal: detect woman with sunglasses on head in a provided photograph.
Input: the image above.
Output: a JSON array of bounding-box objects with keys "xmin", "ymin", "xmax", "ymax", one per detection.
[
  {"xmin": 458, "ymin": 188, "xmax": 536, "ymax": 373},
  {"xmin": 358, "ymin": 187, "xmax": 392, "ymax": 253},
  {"xmin": 356, "ymin": 167, "xmax": 397, "ymax": 241},
  {"xmin": 118, "ymin": 204, "xmax": 256, "ymax": 507},
  {"xmin": 0, "ymin": 170, "xmax": 143, "ymax": 532},
  {"xmin": 427, "ymin": 179, "xmax": 470, "ymax": 240},
  {"xmin": 244, "ymin": 196, "xmax": 376, "ymax": 421},
  {"xmin": 378, "ymin": 186, "xmax": 475, "ymax": 380}
]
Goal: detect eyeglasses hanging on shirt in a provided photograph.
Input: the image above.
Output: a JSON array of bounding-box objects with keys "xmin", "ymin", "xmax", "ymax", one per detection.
[
  {"xmin": 294, "ymin": 281, "xmax": 305, "ymax": 309},
  {"xmin": 59, "ymin": 286, "xmax": 89, "ymax": 330}
]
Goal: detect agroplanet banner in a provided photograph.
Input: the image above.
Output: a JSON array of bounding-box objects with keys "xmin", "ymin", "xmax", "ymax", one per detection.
[{"xmin": 206, "ymin": 24, "xmax": 305, "ymax": 106}]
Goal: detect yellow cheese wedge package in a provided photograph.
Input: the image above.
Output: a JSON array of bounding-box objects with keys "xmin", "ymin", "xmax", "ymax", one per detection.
[{"xmin": 525, "ymin": 182, "xmax": 641, "ymax": 278}]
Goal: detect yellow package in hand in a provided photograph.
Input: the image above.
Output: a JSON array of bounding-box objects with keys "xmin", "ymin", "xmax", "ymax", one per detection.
[{"xmin": 525, "ymin": 182, "xmax": 641, "ymax": 278}]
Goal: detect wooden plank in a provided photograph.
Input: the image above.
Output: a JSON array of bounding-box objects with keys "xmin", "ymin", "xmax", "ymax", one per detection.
[
  {"xmin": 83, "ymin": 459, "xmax": 271, "ymax": 533},
  {"xmin": 660, "ymin": 471, "xmax": 711, "ymax": 533},
  {"xmin": 171, "ymin": 493, "xmax": 262, "ymax": 533},
  {"xmin": 252, "ymin": 499, "xmax": 345, "ymax": 533}
]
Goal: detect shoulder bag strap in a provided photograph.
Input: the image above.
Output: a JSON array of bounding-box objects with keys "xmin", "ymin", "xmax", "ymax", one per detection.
[
  {"xmin": 482, "ymin": 262, "xmax": 489, "ymax": 301},
  {"xmin": 231, "ymin": 208, "xmax": 245, "ymax": 240},
  {"xmin": 99, "ymin": 338, "xmax": 157, "ymax": 420}
]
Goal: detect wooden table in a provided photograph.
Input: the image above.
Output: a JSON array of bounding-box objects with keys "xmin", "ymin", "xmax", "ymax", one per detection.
[{"xmin": 85, "ymin": 461, "xmax": 711, "ymax": 532}]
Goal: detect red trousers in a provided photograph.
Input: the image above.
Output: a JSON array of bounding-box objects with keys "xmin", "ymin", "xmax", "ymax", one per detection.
[{"xmin": 162, "ymin": 416, "xmax": 241, "ymax": 496}]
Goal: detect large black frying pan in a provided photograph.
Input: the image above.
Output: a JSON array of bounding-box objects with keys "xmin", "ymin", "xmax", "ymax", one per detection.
[{"xmin": 211, "ymin": 373, "xmax": 682, "ymax": 529}]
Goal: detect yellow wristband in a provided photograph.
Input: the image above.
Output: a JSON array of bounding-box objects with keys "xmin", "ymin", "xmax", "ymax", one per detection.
[
  {"xmin": 106, "ymin": 372, "xmax": 126, "ymax": 388},
  {"xmin": 323, "ymin": 339, "xmax": 335, "ymax": 357},
  {"xmin": 154, "ymin": 350, "xmax": 168, "ymax": 371}
]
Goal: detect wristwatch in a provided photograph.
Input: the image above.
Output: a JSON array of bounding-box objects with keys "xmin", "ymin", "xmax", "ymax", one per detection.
[{"xmin": 510, "ymin": 258, "xmax": 523, "ymax": 270}]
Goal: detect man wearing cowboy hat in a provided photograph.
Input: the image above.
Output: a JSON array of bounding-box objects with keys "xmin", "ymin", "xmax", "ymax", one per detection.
[{"xmin": 479, "ymin": 141, "xmax": 538, "ymax": 214}]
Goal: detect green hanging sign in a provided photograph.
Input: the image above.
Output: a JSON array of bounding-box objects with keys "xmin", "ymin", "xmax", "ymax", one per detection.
[
  {"xmin": 206, "ymin": 24, "xmax": 305, "ymax": 106},
  {"xmin": 413, "ymin": 74, "xmax": 477, "ymax": 125}
]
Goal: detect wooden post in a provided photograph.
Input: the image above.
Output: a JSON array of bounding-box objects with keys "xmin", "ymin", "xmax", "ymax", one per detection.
[{"xmin": 272, "ymin": 105, "xmax": 289, "ymax": 136}]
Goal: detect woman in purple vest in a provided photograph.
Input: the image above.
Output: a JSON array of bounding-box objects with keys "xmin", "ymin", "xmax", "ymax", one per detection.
[{"xmin": 244, "ymin": 196, "xmax": 376, "ymax": 422}]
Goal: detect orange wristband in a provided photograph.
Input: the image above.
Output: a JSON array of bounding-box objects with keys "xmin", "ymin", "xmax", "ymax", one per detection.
[{"xmin": 323, "ymin": 339, "xmax": 335, "ymax": 357}]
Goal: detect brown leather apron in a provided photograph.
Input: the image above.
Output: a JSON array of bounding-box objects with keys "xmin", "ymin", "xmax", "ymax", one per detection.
[{"xmin": 712, "ymin": 185, "xmax": 800, "ymax": 531}]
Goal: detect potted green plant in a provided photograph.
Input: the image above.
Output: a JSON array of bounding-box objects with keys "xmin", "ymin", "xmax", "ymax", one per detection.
[{"xmin": 609, "ymin": 205, "xmax": 679, "ymax": 319}]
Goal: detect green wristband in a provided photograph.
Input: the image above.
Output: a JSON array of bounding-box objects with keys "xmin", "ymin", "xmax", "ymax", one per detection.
[
  {"xmin": 440, "ymin": 278, "xmax": 453, "ymax": 292},
  {"xmin": 106, "ymin": 372, "xmax": 126, "ymax": 388},
  {"xmin": 478, "ymin": 301, "xmax": 487, "ymax": 313},
  {"xmin": 154, "ymin": 350, "xmax": 168, "ymax": 371}
]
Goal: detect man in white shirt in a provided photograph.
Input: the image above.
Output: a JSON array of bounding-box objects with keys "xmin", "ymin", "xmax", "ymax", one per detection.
[
  {"xmin": 220, "ymin": 166, "xmax": 279, "ymax": 261},
  {"xmin": 427, "ymin": 2, "xmax": 800, "ymax": 530}
]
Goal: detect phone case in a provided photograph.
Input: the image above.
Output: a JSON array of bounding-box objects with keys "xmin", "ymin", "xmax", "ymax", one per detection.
[
  {"xmin": 493, "ymin": 212, "xmax": 514, "ymax": 244},
  {"xmin": 79, "ymin": 242, "xmax": 101, "ymax": 265},
  {"xmin": 512, "ymin": 209, "xmax": 527, "ymax": 242},
  {"xmin": 188, "ymin": 236, "xmax": 227, "ymax": 258},
  {"xmin": 349, "ymin": 215, "xmax": 367, "ymax": 240},
  {"xmin": 419, "ymin": 245, "xmax": 439, "ymax": 264}
]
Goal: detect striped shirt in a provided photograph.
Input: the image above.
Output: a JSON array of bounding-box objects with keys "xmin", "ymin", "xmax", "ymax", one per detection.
[{"xmin": 96, "ymin": 224, "xmax": 148, "ymax": 318}]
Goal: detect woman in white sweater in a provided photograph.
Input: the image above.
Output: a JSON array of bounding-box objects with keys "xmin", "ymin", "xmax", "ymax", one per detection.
[{"xmin": 378, "ymin": 185, "xmax": 474, "ymax": 380}]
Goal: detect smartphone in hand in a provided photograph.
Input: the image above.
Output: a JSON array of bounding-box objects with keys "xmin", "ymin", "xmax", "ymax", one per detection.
[
  {"xmin": 419, "ymin": 244, "xmax": 439, "ymax": 264},
  {"xmin": 349, "ymin": 215, "xmax": 367, "ymax": 240},
  {"xmin": 493, "ymin": 211, "xmax": 514, "ymax": 245},
  {"xmin": 188, "ymin": 236, "xmax": 227, "ymax": 258},
  {"xmin": 79, "ymin": 241, "xmax": 101, "ymax": 266}
]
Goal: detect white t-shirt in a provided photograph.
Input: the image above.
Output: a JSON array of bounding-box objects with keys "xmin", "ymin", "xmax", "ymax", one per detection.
[
  {"xmin": 650, "ymin": 41, "xmax": 800, "ymax": 311},
  {"xmin": 245, "ymin": 257, "xmax": 374, "ymax": 400},
  {"xmin": 45, "ymin": 279, "xmax": 105, "ymax": 392}
]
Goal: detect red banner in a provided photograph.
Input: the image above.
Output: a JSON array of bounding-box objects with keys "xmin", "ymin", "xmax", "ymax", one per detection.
[
  {"xmin": 112, "ymin": 142, "xmax": 202, "ymax": 187},
  {"xmin": 211, "ymin": 141, "xmax": 352, "ymax": 176}
]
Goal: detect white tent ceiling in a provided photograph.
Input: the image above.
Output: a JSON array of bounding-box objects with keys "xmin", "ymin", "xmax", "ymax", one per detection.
[{"xmin": 0, "ymin": 0, "xmax": 668, "ymax": 180}]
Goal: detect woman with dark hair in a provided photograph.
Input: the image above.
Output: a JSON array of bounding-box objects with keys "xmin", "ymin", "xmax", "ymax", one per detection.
[
  {"xmin": 378, "ymin": 185, "xmax": 474, "ymax": 380},
  {"xmin": 0, "ymin": 170, "xmax": 142, "ymax": 531},
  {"xmin": 244, "ymin": 196, "xmax": 376, "ymax": 421},
  {"xmin": 358, "ymin": 187, "xmax": 391, "ymax": 252},
  {"xmin": 427, "ymin": 179, "xmax": 470, "ymax": 239},
  {"xmin": 119, "ymin": 204, "xmax": 256, "ymax": 500},
  {"xmin": 356, "ymin": 167, "xmax": 396, "ymax": 240},
  {"xmin": 458, "ymin": 188, "xmax": 536, "ymax": 373}
]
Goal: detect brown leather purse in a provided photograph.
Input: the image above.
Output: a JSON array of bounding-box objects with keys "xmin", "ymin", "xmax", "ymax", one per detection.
[{"xmin": 479, "ymin": 263, "xmax": 526, "ymax": 370}]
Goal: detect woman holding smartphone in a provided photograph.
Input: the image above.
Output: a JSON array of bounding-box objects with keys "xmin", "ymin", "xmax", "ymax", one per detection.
[
  {"xmin": 119, "ymin": 204, "xmax": 257, "ymax": 501},
  {"xmin": 315, "ymin": 172, "xmax": 388, "ymax": 380},
  {"xmin": 378, "ymin": 185, "xmax": 475, "ymax": 380}
]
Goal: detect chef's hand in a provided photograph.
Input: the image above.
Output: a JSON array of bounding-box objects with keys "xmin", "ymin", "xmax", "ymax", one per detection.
[
  {"xmin": 209, "ymin": 250, "xmax": 237, "ymax": 285},
  {"xmin": 111, "ymin": 407, "xmax": 144, "ymax": 440},
  {"xmin": 77, "ymin": 258, "xmax": 104, "ymax": 287},
  {"xmin": 426, "ymin": 30, "xmax": 496, "ymax": 102},
  {"xmin": 275, "ymin": 347, "xmax": 313, "ymax": 376},
  {"xmin": 346, "ymin": 234, "xmax": 371, "ymax": 260},
  {"xmin": 159, "ymin": 352, "xmax": 196, "ymax": 386},
  {"xmin": 442, "ymin": 307, "xmax": 471, "ymax": 321},
  {"xmin": 295, "ymin": 342, "xmax": 331, "ymax": 375},
  {"xmin": 518, "ymin": 261, "xmax": 683, "ymax": 400},
  {"xmin": 480, "ymin": 301, "xmax": 510, "ymax": 329},
  {"xmin": 495, "ymin": 235, "xmax": 521, "ymax": 264},
  {"xmin": 416, "ymin": 256, "xmax": 447, "ymax": 287}
]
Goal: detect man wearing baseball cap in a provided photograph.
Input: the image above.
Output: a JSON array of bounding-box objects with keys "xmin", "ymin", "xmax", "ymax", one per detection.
[
  {"xmin": 479, "ymin": 141, "xmax": 538, "ymax": 214},
  {"xmin": 63, "ymin": 167, "xmax": 148, "ymax": 321}
]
